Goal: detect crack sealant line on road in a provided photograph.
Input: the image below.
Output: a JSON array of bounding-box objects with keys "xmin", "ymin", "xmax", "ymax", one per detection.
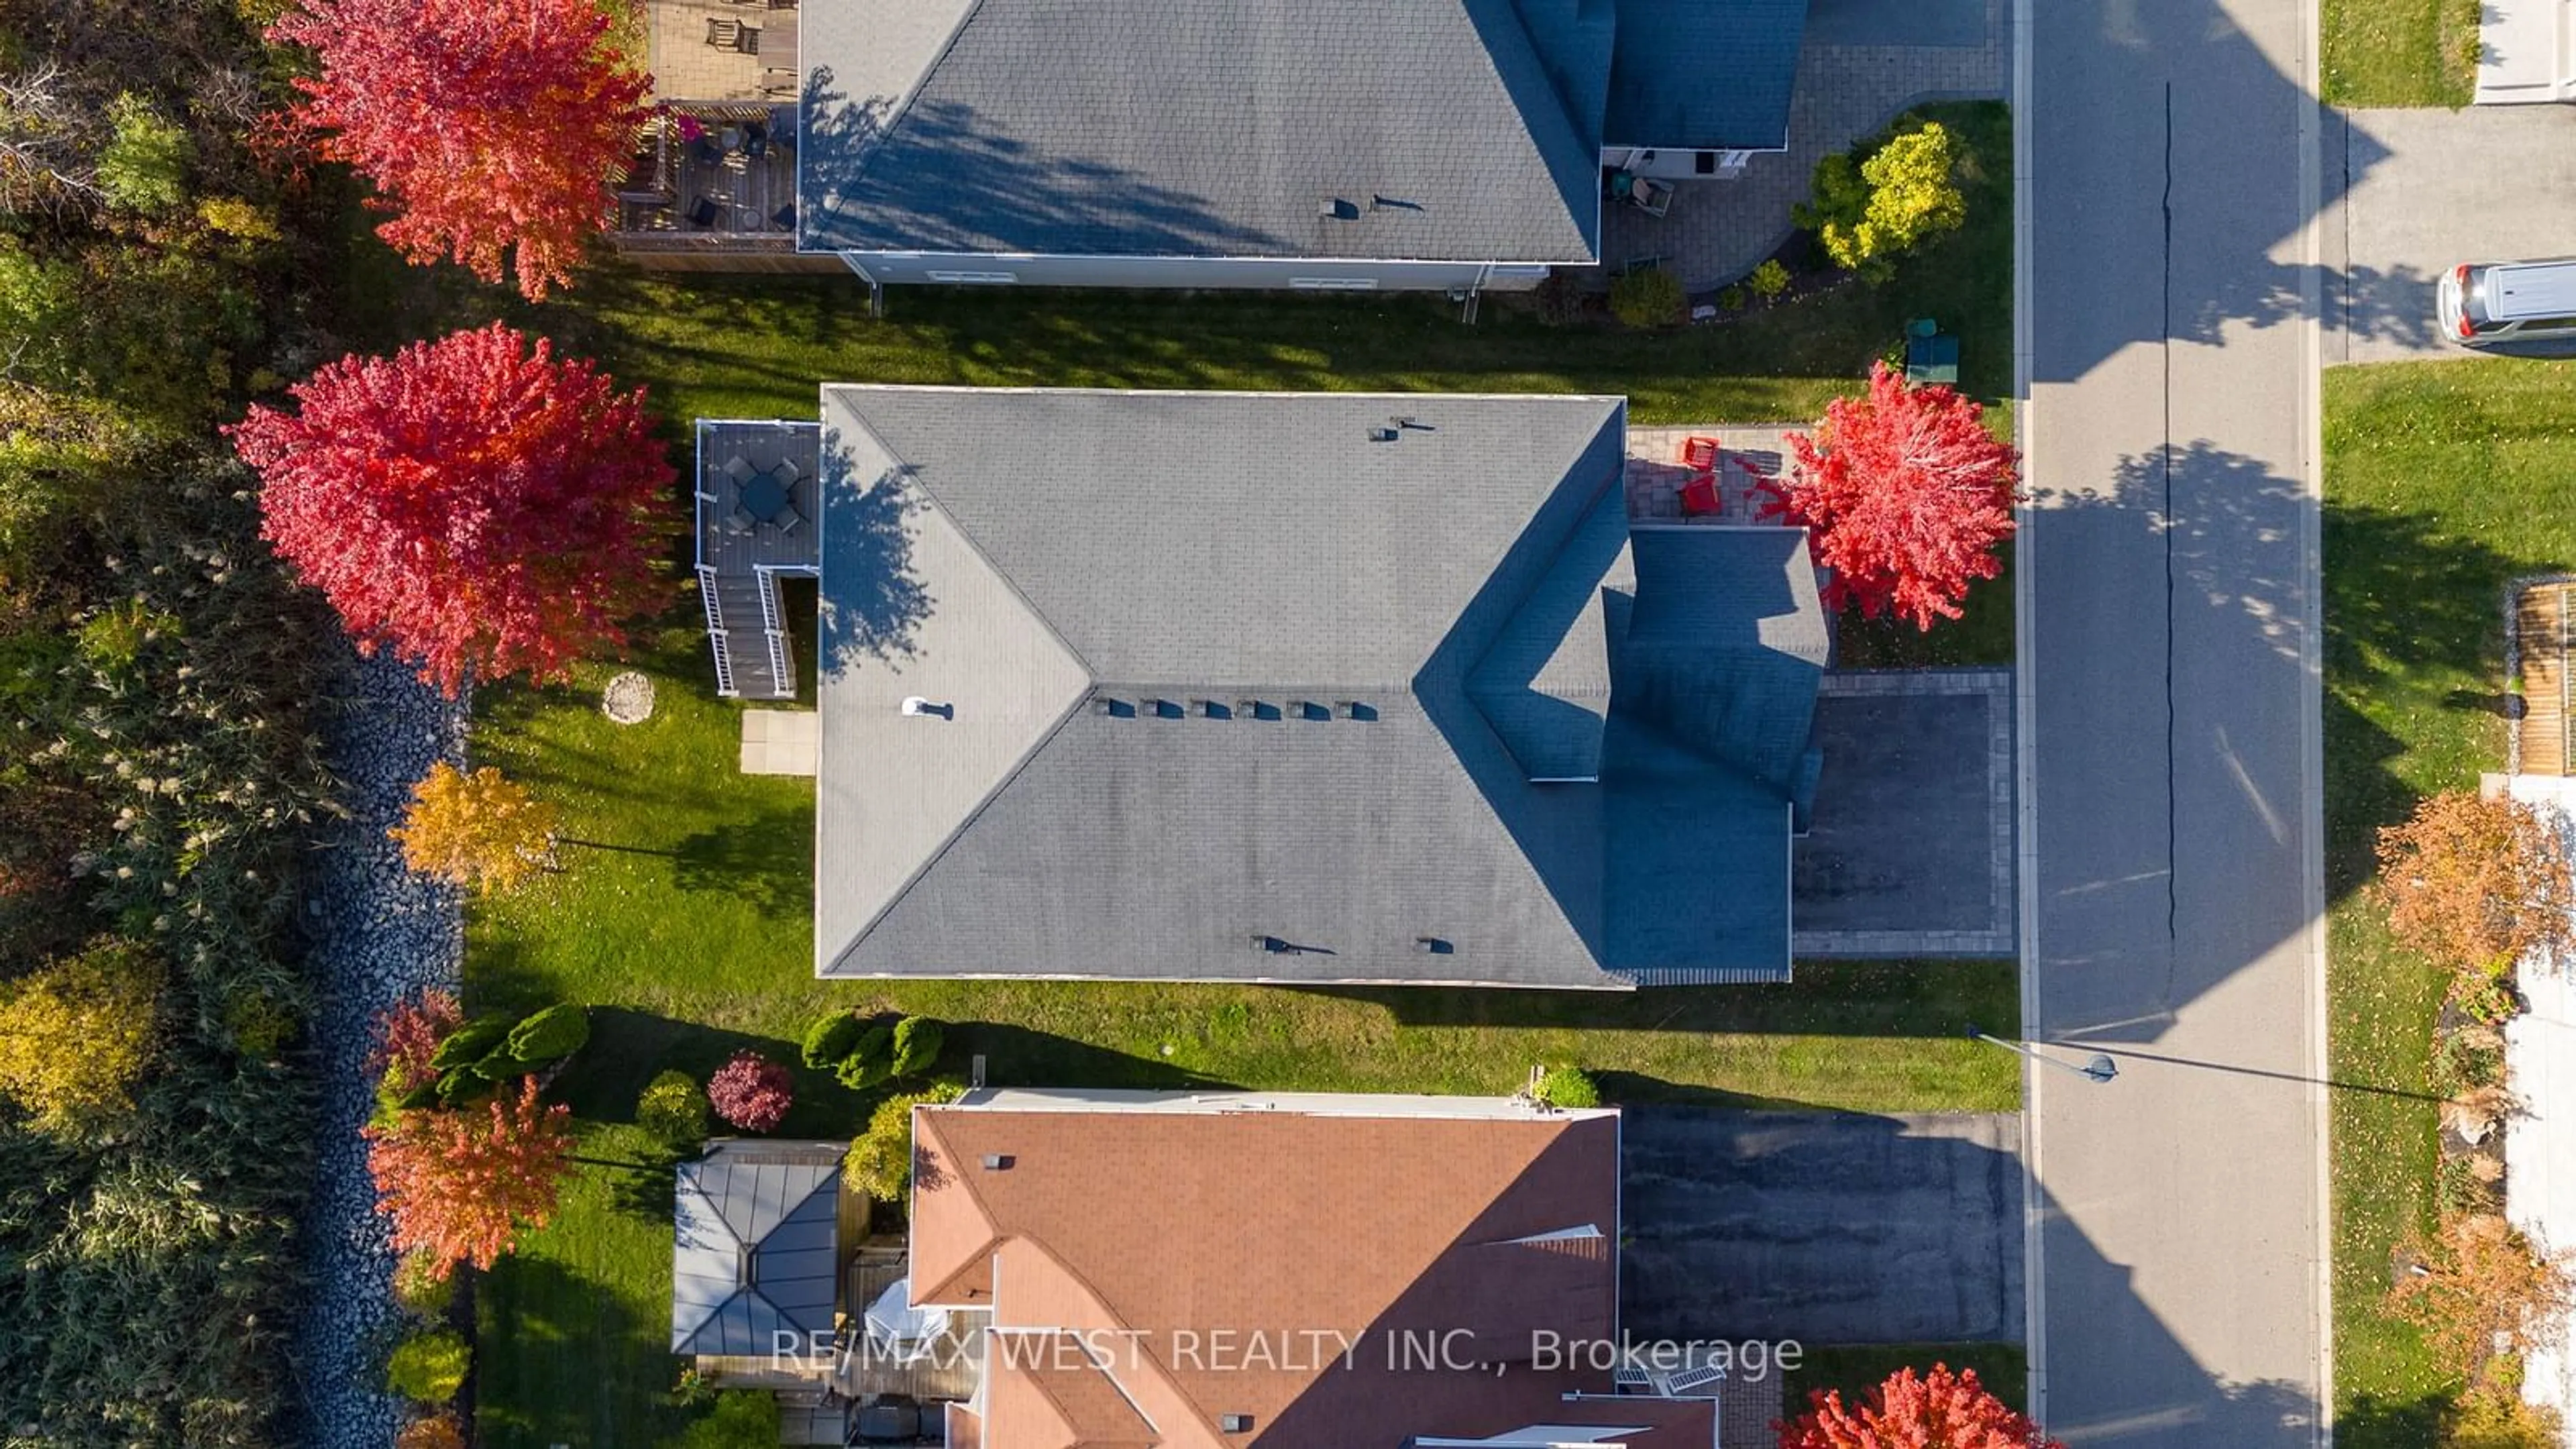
[{"xmin": 2161, "ymin": 80, "xmax": 2182, "ymax": 958}]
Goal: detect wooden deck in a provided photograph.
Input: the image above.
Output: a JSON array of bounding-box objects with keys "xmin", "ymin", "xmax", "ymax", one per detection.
[
  {"xmin": 2521, "ymin": 583, "xmax": 2576, "ymax": 775},
  {"xmin": 695, "ymin": 420, "xmax": 821, "ymax": 702},
  {"xmin": 649, "ymin": 0, "xmax": 801, "ymax": 105},
  {"xmin": 838, "ymin": 1245, "xmax": 986, "ymax": 1408},
  {"xmin": 619, "ymin": 109, "xmax": 800, "ymax": 242}
]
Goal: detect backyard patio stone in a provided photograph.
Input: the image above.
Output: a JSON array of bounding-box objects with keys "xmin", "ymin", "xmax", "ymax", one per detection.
[
  {"xmin": 1589, "ymin": 0, "xmax": 2006, "ymax": 293},
  {"xmin": 739, "ymin": 708, "xmax": 818, "ymax": 775}
]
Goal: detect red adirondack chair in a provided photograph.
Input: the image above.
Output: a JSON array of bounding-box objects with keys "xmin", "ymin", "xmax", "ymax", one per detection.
[{"xmin": 1679, "ymin": 435, "xmax": 1721, "ymax": 471}]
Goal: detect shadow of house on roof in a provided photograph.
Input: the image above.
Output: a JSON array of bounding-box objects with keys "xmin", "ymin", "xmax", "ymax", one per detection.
[
  {"xmin": 792, "ymin": 386, "xmax": 1827, "ymax": 990},
  {"xmin": 793, "ymin": 0, "xmax": 1811, "ymax": 292}
]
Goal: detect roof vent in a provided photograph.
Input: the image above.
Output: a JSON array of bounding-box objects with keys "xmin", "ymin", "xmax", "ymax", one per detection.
[
  {"xmin": 900, "ymin": 696, "xmax": 954, "ymax": 719},
  {"xmin": 1238, "ymin": 699, "xmax": 1282, "ymax": 721},
  {"xmin": 1415, "ymin": 936, "xmax": 1453, "ymax": 955},
  {"xmin": 1339, "ymin": 701, "xmax": 1377, "ymax": 721},
  {"xmin": 1368, "ymin": 425, "xmax": 1400, "ymax": 442},
  {"xmin": 980, "ymin": 1153, "xmax": 1012, "ymax": 1171},
  {"xmin": 1220, "ymin": 1413, "xmax": 1254, "ymax": 1434},
  {"xmin": 1093, "ymin": 698, "xmax": 1135, "ymax": 718},
  {"xmin": 1295, "ymin": 701, "xmax": 1330, "ymax": 721},
  {"xmin": 1319, "ymin": 198, "xmax": 1360, "ymax": 221},
  {"xmin": 1150, "ymin": 698, "xmax": 1184, "ymax": 719},
  {"xmin": 1195, "ymin": 699, "xmax": 1232, "ymax": 720}
]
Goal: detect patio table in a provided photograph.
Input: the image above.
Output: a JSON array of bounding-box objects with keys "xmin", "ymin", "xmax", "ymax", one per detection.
[{"xmin": 739, "ymin": 472, "xmax": 790, "ymax": 523}]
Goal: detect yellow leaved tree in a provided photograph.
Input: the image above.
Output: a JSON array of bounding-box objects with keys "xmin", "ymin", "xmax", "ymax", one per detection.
[
  {"xmin": 0, "ymin": 940, "xmax": 162, "ymax": 1130},
  {"xmin": 390, "ymin": 762, "xmax": 558, "ymax": 894},
  {"xmin": 1796, "ymin": 120, "xmax": 1967, "ymax": 277}
]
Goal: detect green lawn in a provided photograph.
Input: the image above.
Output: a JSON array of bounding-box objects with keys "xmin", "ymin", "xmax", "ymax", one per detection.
[
  {"xmin": 422, "ymin": 99, "xmax": 2021, "ymax": 1448},
  {"xmin": 2322, "ymin": 0, "xmax": 2477, "ymax": 106},
  {"xmin": 1784, "ymin": 1342, "xmax": 2031, "ymax": 1418},
  {"xmin": 2324, "ymin": 358, "xmax": 2576, "ymax": 1445}
]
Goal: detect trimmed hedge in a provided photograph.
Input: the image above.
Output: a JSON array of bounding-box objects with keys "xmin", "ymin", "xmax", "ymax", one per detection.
[
  {"xmin": 426, "ymin": 1015, "xmax": 512, "ymax": 1071},
  {"xmin": 1534, "ymin": 1067, "xmax": 1601, "ymax": 1109},
  {"xmin": 504, "ymin": 1003, "xmax": 589, "ymax": 1064},
  {"xmin": 800, "ymin": 1010, "xmax": 862, "ymax": 1069},
  {"xmin": 637, "ymin": 1069, "xmax": 710, "ymax": 1145},
  {"xmin": 890, "ymin": 1017, "xmax": 944, "ymax": 1079}
]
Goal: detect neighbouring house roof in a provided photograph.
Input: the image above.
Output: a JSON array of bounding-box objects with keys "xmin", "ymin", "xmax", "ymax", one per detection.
[
  {"xmin": 907, "ymin": 1091, "xmax": 1722, "ymax": 1448},
  {"xmin": 798, "ymin": 0, "xmax": 1602, "ymax": 262},
  {"xmin": 810, "ymin": 387, "xmax": 1824, "ymax": 989},
  {"xmin": 1603, "ymin": 0, "xmax": 1811, "ymax": 152},
  {"xmin": 671, "ymin": 1140, "xmax": 847, "ymax": 1356}
]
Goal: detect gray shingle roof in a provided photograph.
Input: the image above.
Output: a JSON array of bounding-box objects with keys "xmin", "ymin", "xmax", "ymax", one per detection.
[
  {"xmin": 811, "ymin": 388, "xmax": 1821, "ymax": 988},
  {"xmin": 671, "ymin": 1142, "xmax": 845, "ymax": 1356},
  {"xmin": 798, "ymin": 0, "xmax": 1601, "ymax": 261},
  {"xmin": 1603, "ymin": 0, "xmax": 1811, "ymax": 151}
]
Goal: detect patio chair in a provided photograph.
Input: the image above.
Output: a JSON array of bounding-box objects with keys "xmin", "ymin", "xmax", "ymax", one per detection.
[
  {"xmin": 722, "ymin": 508, "xmax": 755, "ymax": 537},
  {"xmin": 770, "ymin": 457, "xmax": 802, "ymax": 488},
  {"xmin": 1678, "ymin": 474, "xmax": 1723, "ymax": 518},
  {"xmin": 687, "ymin": 195, "xmax": 722, "ymax": 229},
  {"xmin": 705, "ymin": 17, "xmax": 741, "ymax": 47},
  {"xmin": 772, "ymin": 504, "xmax": 804, "ymax": 535},
  {"xmin": 1678, "ymin": 435, "xmax": 1721, "ymax": 471},
  {"xmin": 722, "ymin": 454, "xmax": 757, "ymax": 485}
]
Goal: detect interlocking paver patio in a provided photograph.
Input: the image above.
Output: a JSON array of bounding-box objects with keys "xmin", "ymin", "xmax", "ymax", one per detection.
[{"xmin": 1592, "ymin": 0, "xmax": 2006, "ymax": 292}]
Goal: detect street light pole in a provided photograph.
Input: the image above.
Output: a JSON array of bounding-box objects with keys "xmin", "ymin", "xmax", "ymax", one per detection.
[{"xmin": 1966, "ymin": 1024, "xmax": 2118, "ymax": 1083}]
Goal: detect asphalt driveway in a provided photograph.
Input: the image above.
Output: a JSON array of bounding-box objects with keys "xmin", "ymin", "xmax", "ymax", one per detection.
[
  {"xmin": 1620, "ymin": 1109, "xmax": 2024, "ymax": 1344},
  {"xmin": 2333, "ymin": 106, "xmax": 2576, "ymax": 364}
]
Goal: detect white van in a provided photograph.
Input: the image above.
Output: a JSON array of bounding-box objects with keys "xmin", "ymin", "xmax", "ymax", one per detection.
[{"xmin": 2437, "ymin": 259, "xmax": 2576, "ymax": 347}]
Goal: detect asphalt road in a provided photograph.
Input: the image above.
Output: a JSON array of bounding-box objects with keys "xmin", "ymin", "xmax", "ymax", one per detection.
[
  {"xmin": 2332, "ymin": 105, "xmax": 2576, "ymax": 364},
  {"xmin": 2020, "ymin": 0, "xmax": 2329, "ymax": 1440}
]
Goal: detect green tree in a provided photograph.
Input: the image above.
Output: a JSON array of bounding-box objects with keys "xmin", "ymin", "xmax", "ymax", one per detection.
[
  {"xmin": 845, "ymin": 1083, "xmax": 966, "ymax": 1203},
  {"xmin": 96, "ymin": 94, "xmax": 191, "ymax": 214},
  {"xmin": 385, "ymin": 1328, "xmax": 470, "ymax": 1403},
  {"xmin": 1796, "ymin": 121, "xmax": 1966, "ymax": 276}
]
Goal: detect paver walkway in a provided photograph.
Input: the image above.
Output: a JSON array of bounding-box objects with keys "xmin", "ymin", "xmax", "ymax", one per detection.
[{"xmin": 1593, "ymin": 0, "xmax": 2006, "ymax": 292}]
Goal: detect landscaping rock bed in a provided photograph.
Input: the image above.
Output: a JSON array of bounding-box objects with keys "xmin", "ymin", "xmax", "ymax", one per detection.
[{"xmin": 294, "ymin": 647, "xmax": 466, "ymax": 1449}]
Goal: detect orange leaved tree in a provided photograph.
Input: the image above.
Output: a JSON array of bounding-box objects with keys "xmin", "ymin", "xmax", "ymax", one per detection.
[
  {"xmin": 389, "ymin": 763, "xmax": 558, "ymax": 895},
  {"xmin": 267, "ymin": 0, "xmax": 653, "ymax": 299},
  {"xmin": 364, "ymin": 1077, "xmax": 574, "ymax": 1279},
  {"xmin": 2373, "ymin": 790, "xmax": 2573, "ymax": 974},
  {"xmin": 2386, "ymin": 1212, "xmax": 2576, "ymax": 1387},
  {"xmin": 1778, "ymin": 1364, "xmax": 2061, "ymax": 1449}
]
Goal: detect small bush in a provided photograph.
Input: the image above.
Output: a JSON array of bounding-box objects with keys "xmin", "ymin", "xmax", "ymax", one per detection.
[
  {"xmin": 427, "ymin": 1014, "xmax": 512, "ymax": 1071},
  {"xmin": 1533, "ymin": 1067, "xmax": 1601, "ymax": 1109},
  {"xmin": 394, "ymin": 1415, "xmax": 466, "ymax": 1449},
  {"xmin": 391, "ymin": 1249, "xmax": 454, "ymax": 1320},
  {"xmin": 1532, "ymin": 269, "xmax": 1585, "ymax": 326},
  {"xmin": 504, "ymin": 1003, "xmax": 589, "ymax": 1064},
  {"xmin": 1748, "ymin": 259, "xmax": 1790, "ymax": 298},
  {"xmin": 0, "ymin": 939, "xmax": 164, "ymax": 1130},
  {"xmin": 2453, "ymin": 963, "xmax": 2522, "ymax": 1026},
  {"xmin": 2441, "ymin": 1153, "xmax": 2501, "ymax": 1217},
  {"xmin": 2432, "ymin": 1033, "xmax": 2506, "ymax": 1098},
  {"xmin": 846, "ymin": 1081, "xmax": 967, "ymax": 1204},
  {"xmin": 800, "ymin": 1010, "xmax": 862, "ymax": 1069},
  {"xmin": 890, "ymin": 1016, "xmax": 945, "ymax": 1079},
  {"xmin": 707, "ymin": 1051, "xmax": 794, "ymax": 1132},
  {"xmin": 1609, "ymin": 268, "xmax": 1684, "ymax": 329},
  {"xmin": 384, "ymin": 1328, "xmax": 470, "ymax": 1404},
  {"xmin": 2449, "ymin": 1382, "xmax": 2563, "ymax": 1446},
  {"xmin": 1719, "ymin": 286, "xmax": 1746, "ymax": 312},
  {"xmin": 637, "ymin": 1069, "xmax": 710, "ymax": 1144},
  {"xmin": 669, "ymin": 1390, "xmax": 782, "ymax": 1449},
  {"xmin": 837, "ymin": 1050, "xmax": 894, "ymax": 1093}
]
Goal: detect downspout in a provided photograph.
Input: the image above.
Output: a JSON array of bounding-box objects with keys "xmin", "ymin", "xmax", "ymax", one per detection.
[{"xmin": 840, "ymin": 254, "xmax": 884, "ymax": 318}]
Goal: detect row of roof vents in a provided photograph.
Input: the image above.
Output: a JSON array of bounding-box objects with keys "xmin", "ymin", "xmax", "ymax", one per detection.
[{"xmin": 1095, "ymin": 697, "xmax": 1378, "ymax": 722}]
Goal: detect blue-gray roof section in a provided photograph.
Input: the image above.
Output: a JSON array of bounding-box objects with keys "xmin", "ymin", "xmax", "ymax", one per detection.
[
  {"xmin": 810, "ymin": 388, "xmax": 1823, "ymax": 989},
  {"xmin": 798, "ymin": 0, "xmax": 1601, "ymax": 262},
  {"xmin": 1603, "ymin": 0, "xmax": 1810, "ymax": 151},
  {"xmin": 672, "ymin": 1142, "xmax": 845, "ymax": 1356}
]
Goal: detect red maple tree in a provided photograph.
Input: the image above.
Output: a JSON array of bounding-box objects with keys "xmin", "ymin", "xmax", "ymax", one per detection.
[
  {"xmin": 370, "ymin": 988, "xmax": 464, "ymax": 1102},
  {"xmin": 267, "ymin": 0, "xmax": 652, "ymax": 299},
  {"xmin": 1778, "ymin": 1364, "xmax": 2062, "ymax": 1449},
  {"xmin": 229, "ymin": 323, "xmax": 674, "ymax": 696},
  {"xmin": 1760, "ymin": 362, "xmax": 2021, "ymax": 631},
  {"xmin": 707, "ymin": 1050, "xmax": 794, "ymax": 1133},
  {"xmin": 364, "ymin": 1077, "xmax": 575, "ymax": 1279}
]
